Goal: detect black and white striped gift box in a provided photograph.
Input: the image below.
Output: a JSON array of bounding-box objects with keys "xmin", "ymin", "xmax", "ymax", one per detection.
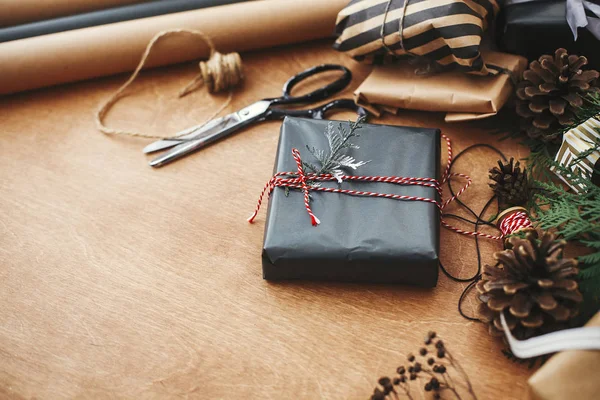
[{"xmin": 333, "ymin": 0, "xmax": 500, "ymax": 75}]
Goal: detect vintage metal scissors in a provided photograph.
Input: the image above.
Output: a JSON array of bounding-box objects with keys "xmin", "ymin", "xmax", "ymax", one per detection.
[{"xmin": 143, "ymin": 64, "xmax": 368, "ymax": 167}]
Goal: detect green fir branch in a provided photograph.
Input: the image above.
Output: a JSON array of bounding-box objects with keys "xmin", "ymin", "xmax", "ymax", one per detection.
[
  {"xmin": 581, "ymin": 239, "xmax": 600, "ymax": 249},
  {"xmin": 579, "ymin": 252, "xmax": 600, "ymax": 265},
  {"xmin": 541, "ymin": 92, "xmax": 600, "ymax": 141},
  {"xmin": 569, "ymin": 137, "xmax": 600, "ymax": 167},
  {"xmin": 521, "ymin": 93, "xmax": 600, "ymax": 321},
  {"xmin": 302, "ymin": 116, "xmax": 370, "ymax": 182},
  {"xmin": 579, "ymin": 265, "xmax": 600, "ymax": 323}
]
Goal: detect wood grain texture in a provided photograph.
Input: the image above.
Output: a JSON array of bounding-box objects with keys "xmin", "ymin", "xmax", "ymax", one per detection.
[{"xmin": 0, "ymin": 40, "xmax": 532, "ymax": 399}]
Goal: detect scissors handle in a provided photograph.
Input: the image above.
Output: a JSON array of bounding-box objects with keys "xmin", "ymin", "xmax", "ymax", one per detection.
[
  {"xmin": 270, "ymin": 64, "xmax": 352, "ymax": 106},
  {"xmin": 269, "ymin": 99, "xmax": 368, "ymax": 120}
]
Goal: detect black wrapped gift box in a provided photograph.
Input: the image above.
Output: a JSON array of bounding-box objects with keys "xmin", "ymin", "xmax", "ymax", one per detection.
[
  {"xmin": 497, "ymin": 0, "xmax": 600, "ymax": 69},
  {"xmin": 261, "ymin": 117, "xmax": 441, "ymax": 287}
]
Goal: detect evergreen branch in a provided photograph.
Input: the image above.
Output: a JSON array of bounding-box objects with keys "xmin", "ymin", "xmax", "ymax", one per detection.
[
  {"xmin": 315, "ymin": 116, "xmax": 369, "ymax": 176},
  {"xmin": 548, "ymin": 92, "xmax": 600, "ymax": 139},
  {"xmin": 520, "ymin": 95, "xmax": 600, "ymax": 322},
  {"xmin": 569, "ymin": 137, "xmax": 600, "ymax": 166},
  {"xmin": 292, "ymin": 117, "xmax": 370, "ymax": 196},
  {"xmin": 581, "ymin": 240, "xmax": 600, "ymax": 249},
  {"xmin": 578, "ymin": 267, "xmax": 600, "ymax": 323},
  {"xmin": 579, "ymin": 252, "xmax": 600, "ymax": 265},
  {"xmin": 302, "ymin": 160, "xmax": 320, "ymax": 174}
]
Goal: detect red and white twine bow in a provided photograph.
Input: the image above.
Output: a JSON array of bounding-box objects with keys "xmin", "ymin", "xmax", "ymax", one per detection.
[{"xmin": 248, "ymin": 134, "xmax": 530, "ymax": 240}]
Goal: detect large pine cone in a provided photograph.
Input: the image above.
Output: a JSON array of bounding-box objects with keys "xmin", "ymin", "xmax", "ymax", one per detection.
[
  {"xmin": 477, "ymin": 231, "xmax": 582, "ymax": 339},
  {"xmin": 516, "ymin": 48, "xmax": 599, "ymax": 142},
  {"xmin": 489, "ymin": 158, "xmax": 529, "ymax": 208}
]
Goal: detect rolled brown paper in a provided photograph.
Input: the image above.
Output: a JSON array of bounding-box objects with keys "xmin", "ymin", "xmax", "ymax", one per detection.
[
  {"xmin": 353, "ymin": 51, "xmax": 527, "ymax": 122},
  {"xmin": 0, "ymin": 0, "xmax": 146, "ymax": 27},
  {"xmin": 0, "ymin": 0, "xmax": 348, "ymax": 95},
  {"xmin": 528, "ymin": 312, "xmax": 600, "ymax": 400}
]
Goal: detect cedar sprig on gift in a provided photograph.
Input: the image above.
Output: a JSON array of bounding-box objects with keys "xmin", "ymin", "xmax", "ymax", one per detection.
[
  {"xmin": 303, "ymin": 116, "xmax": 370, "ymax": 183},
  {"xmin": 371, "ymin": 332, "xmax": 476, "ymax": 400}
]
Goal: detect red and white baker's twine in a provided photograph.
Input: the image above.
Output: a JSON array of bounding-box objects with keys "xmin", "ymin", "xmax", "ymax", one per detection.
[
  {"xmin": 498, "ymin": 211, "xmax": 532, "ymax": 236},
  {"xmin": 248, "ymin": 134, "xmax": 530, "ymax": 240}
]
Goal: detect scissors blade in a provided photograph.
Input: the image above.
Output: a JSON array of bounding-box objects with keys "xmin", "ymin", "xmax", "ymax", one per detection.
[
  {"xmin": 143, "ymin": 115, "xmax": 232, "ymax": 154},
  {"xmin": 148, "ymin": 100, "xmax": 271, "ymax": 168}
]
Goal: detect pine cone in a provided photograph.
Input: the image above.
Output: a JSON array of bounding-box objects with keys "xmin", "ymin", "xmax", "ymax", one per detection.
[
  {"xmin": 489, "ymin": 158, "xmax": 529, "ymax": 208},
  {"xmin": 477, "ymin": 231, "xmax": 582, "ymax": 339},
  {"xmin": 516, "ymin": 48, "xmax": 599, "ymax": 142}
]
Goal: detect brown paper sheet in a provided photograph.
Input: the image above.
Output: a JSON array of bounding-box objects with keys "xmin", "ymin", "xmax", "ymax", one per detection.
[
  {"xmin": 528, "ymin": 312, "xmax": 600, "ymax": 400},
  {"xmin": 0, "ymin": 0, "xmax": 347, "ymax": 95},
  {"xmin": 0, "ymin": 0, "xmax": 146, "ymax": 27},
  {"xmin": 354, "ymin": 51, "xmax": 527, "ymax": 122}
]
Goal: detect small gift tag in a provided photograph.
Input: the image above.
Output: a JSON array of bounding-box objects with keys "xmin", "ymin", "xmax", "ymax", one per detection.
[{"xmin": 552, "ymin": 116, "xmax": 600, "ymax": 192}]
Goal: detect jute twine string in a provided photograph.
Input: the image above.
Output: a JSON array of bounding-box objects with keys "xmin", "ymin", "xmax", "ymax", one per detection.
[
  {"xmin": 380, "ymin": 0, "xmax": 439, "ymax": 75},
  {"xmin": 96, "ymin": 29, "xmax": 243, "ymax": 139},
  {"xmin": 381, "ymin": 0, "xmax": 509, "ymax": 78},
  {"xmin": 380, "ymin": 0, "xmax": 410, "ymax": 55}
]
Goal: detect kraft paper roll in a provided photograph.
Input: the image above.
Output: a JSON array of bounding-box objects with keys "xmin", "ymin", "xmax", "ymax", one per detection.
[
  {"xmin": 0, "ymin": 0, "xmax": 251, "ymax": 43},
  {"xmin": 0, "ymin": 0, "xmax": 348, "ymax": 95},
  {"xmin": 0, "ymin": 0, "xmax": 146, "ymax": 27}
]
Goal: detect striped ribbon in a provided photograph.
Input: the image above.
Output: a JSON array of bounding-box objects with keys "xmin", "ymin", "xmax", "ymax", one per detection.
[{"xmin": 248, "ymin": 134, "xmax": 531, "ymax": 240}]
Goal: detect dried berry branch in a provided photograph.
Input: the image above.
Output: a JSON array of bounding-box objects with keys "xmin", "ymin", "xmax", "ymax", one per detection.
[{"xmin": 371, "ymin": 332, "xmax": 476, "ymax": 400}]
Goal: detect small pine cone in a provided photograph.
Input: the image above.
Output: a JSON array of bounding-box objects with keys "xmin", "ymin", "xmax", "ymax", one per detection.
[
  {"xmin": 489, "ymin": 158, "xmax": 530, "ymax": 208},
  {"xmin": 516, "ymin": 48, "xmax": 599, "ymax": 142},
  {"xmin": 477, "ymin": 231, "xmax": 582, "ymax": 340}
]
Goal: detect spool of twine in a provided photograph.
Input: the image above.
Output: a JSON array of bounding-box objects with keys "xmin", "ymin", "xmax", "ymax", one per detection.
[
  {"xmin": 96, "ymin": 29, "xmax": 244, "ymax": 139},
  {"xmin": 496, "ymin": 206, "xmax": 535, "ymax": 243}
]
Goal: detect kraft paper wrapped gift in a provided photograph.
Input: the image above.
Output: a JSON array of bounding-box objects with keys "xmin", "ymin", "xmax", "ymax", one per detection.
[
  {"xmin": 261, "ymin": 117, "xmax": 441, "ymax": 286},
  {"xmin": 354, "ymin": 51, "xmax": 527, "ymax": 122},
  {"xmin": 528, "ymin": 312, "xmax": 600, "ymax": 400},
  {"xmin": 0, "ymin": 0, "xmax": 348, "ymax": 95}
]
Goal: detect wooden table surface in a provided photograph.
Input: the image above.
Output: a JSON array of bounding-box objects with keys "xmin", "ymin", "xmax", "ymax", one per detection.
[{"xmin": 0, "ymin": 40, "xmax": 531, "ymax": 399}]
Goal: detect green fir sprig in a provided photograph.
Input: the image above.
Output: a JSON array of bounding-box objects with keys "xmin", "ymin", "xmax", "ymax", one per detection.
[
  {"xmin": 303, "ymin": 116, "xmax": 370, "ymax": 182},
  {"xmin": 284, "ymin": 117, "xmax": 369, "ymax": 198},
  {"xmin": 522, "ymin": 98, "xmax": 600, "ymax": 322}
]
